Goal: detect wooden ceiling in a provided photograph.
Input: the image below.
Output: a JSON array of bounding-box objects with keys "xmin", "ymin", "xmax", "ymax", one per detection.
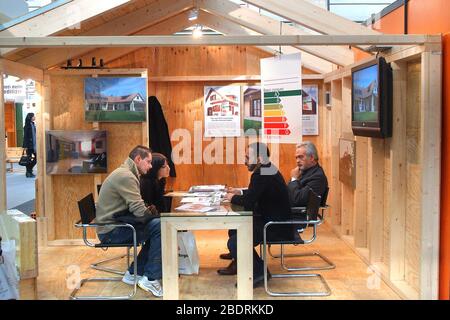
[{"xmin": 0, "ymin": 0, "xmax": 380, "ymax": 73}]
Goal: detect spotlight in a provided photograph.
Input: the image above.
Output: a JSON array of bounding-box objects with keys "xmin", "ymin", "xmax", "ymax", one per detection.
[
  {"xmin": 192, "ymin": 24, "xmax": 203, "ymax": 38},
  {"xmin": 188, "ymin": 8, "xmax": 199, "ymax": 21},
  {"xmin": 99, "ymin": 59, "xmax": 104, "ymax": 68},
  {"xmin": 91, "ymin": 57, "xmax": 96, "ymax": 67},
  {"xmin": 66, "ymin": 59, "xmax": 72, "ymax": 67},
  {"xmin": 77, "ymin": 59, "xmax": 82, "ymax": 67}
]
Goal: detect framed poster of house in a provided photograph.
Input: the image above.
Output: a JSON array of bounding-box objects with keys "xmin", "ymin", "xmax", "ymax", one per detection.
[
  {"xmin": 204, "ymin": 86, "xmax": 241, "ymax": 137},
  {"xmin": 243, "ymin": 86, "xmax": 262, "ymax": 136},
  {"xmin": 84, "ymin": 77, "xmax": 147, "ymax": 122},
  {"xmin": 302, "ymin": 84, "xmax": 319, "ymax": 135},
  {"xmin": 339, "ymin": 138, "xmax": 356, "ymax": 188}
]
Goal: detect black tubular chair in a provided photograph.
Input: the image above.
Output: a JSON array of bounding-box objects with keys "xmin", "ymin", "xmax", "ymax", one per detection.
[
  {"xmin": 267, "ymin": 187, "xmax": 335, "ymax": 272},
  {"xmin": 91, "ymin": 184, "xmax": 132, "ymax": 276},
  {"xmin": 69, "ymin": 193, "xmax": 138, "ymax": 300},
  {"xmin": 262, "ymin": 189, "xmax": 331, "ymax": 297}
]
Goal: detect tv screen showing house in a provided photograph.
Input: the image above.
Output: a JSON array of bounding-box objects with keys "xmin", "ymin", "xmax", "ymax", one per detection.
[
  {"xmin": 46, "ymin": 130, "xmax": 107, "ymax": 175},
  {"xmin": 352, "ymin": 64, "xmax": 379, "ymax": 123},
  {"xmin": 84, "ymin": 77, "xmax": 147, "ymax": 122}
]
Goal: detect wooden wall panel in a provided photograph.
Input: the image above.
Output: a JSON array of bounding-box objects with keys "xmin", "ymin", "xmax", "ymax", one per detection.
[
  {"xmin": 108, "ymin": 47, "xmax": 325, "ymax": 190},
  {"xmin": 405, "ymin": 61, "xmax": 421, "ymax": 292},
  {"xmin": 330, "ymin": 80, "xmax": 342, "ymax": 226},
  {"xmin": 49, "ymin": 74, "xmax": 144, "ymax": 239}
]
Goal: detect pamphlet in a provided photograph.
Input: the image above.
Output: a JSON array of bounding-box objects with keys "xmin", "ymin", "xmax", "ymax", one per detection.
[{"xmin": 175, "ymin": 203, "xmax": 217, "ymax": 213}]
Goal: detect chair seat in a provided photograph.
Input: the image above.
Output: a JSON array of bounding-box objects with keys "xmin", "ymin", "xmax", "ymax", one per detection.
[
  {"xmin": 267, "ymin": 232, "xmax": 304, "ymax": 245},
  {"xmin": 94, "ymin": 243, "xmax": 134, "ymax": 248}
]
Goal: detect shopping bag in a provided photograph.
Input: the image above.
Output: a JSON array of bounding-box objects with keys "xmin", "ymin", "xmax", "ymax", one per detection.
[
  {"xmin": 0, "ymin": 239, "xmax": 19, "ymax": 300},
  {"xmin": 177, "ymin": 231, "xmax": 200, "ymax": 275},
  {"xmin": 18, "ymin": 150, "xmax": 31, "ymax": 167}
]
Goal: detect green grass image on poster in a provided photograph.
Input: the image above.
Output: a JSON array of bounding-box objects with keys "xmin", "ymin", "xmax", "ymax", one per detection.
[{"xmin": 85, "ymin": 110, "xmax": 146, "ymax": 122}]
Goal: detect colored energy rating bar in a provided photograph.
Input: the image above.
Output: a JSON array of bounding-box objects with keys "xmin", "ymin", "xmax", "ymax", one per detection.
[
  {"xmin": 264, "ymin": 97, "xmax": 281, "ymax": 104},
  {"xmin": 264, "ymin": 109, "xmax": 284, "ymax": 117},
  {"xmin": 264, "ymin": 103, "xmax": 283, "ymax": 110},
  {"xmin": 265, "ymin": 122, "xmax": 289, "ymax": 129},
  {"xmin": 264, "ymin": 128, "xmax": 291, "ymax": 135},
  {"xmin": 264, "ymin": 116, "xmax": 287, "ymax": 123},
  {"xmin": 264, "ymin": 89, "xmax": 302, "ymax": 98}
]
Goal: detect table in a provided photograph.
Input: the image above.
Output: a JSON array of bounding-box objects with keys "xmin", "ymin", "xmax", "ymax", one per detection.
[{"xmin": 160, "ymin": 196, "xmax": 253, "ymax": 300}]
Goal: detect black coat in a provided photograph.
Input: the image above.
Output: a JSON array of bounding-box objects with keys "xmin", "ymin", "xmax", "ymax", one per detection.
[
  {"xmin": 287, "ymin": 164, "xmax": 328, "ymax": 207},
  {"xmin": 140, "ymin": 176, "xmax": 167, "ymax": 213},
  {"xmin": 231, "ymin": 163, "xmax": 293, "ymax": 242},
  {"xmin": 22, "ymin": 122, "xmax": 36, "ymax": 150},
  {"xmin": 148, "ymin": 96, "xmax": 176, "ymax": 177}
]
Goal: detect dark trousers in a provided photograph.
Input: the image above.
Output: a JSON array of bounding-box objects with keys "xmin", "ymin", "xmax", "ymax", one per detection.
[
  {"xmin": 226, "ymin": 224, "xmax": 265, "ymax": 278},
  {"xmin": 26, "ymin": 148, "xmax": 37, "ymax": 174}
]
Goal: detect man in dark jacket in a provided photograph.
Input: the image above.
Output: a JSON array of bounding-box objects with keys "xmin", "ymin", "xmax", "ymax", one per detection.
[
  {"xmin": 288, "ymin": 141, "xmax": 328, "ymax": 206},
  {"xmin": 218, "ymin": 142, "xmax": 292, "ymax": 287},
  {"xmin": 22, "ymin": 113, "xmax": 37, "ymax": 178}
]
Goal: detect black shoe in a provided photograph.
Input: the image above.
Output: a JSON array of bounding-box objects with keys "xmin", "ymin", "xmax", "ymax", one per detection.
[
  {"xmin": 219, "ymin": 252, "xmax": 233, "ymax": 260},
  {"xmin": 217, "ymin": 260, "xmax": 237, "ymax": 275}
]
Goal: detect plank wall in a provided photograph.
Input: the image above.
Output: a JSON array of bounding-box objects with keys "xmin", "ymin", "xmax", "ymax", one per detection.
[
  {"xmin": 46, "ymin": 46, "xmax": 325, "ymax": 240},
  {"xmin": 324, "ymin": 58, "xmax": 424, "ymax": 297}
]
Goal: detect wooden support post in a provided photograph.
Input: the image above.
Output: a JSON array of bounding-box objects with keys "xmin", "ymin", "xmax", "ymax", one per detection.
[
  {"xmin": 389, "ymin": 62, "xmax": 407, "ymax": 281},
  {"xmin": 419, "ymin": 50, "xmax": 441, "ymax": 299},
  {"xmin": 354, "ymin": 136, "xmax": 368, "ymax": 248},
  {"xmin": 368, "ymin": 138, "xmax": 385, "ymax": 263},
  {"xmin": 0, "ymin": 71, "xmax": 5, "ymax": 215},
  {"xmin": 42, "ymin": 74, "xmax": 55, "ymax": 241},
  {"xmin": 330, "ymin": 80, "xmax": 342, "ymax": 227}
]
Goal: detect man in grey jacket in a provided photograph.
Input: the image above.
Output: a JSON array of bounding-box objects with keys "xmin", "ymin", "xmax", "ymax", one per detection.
[{"xmin": 96, "ymin": 145, "xmax": 163, "ymax": 297}]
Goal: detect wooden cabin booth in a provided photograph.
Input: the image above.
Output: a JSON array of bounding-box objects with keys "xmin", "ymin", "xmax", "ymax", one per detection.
[{"xmin": 0, "ymin": 0, "xmax": 447, "ymax": 300}]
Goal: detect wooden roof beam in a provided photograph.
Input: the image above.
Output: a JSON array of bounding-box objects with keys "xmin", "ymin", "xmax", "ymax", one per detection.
[
  {"xmin": 15, "ymin": 0, "xmax": 194, "ymax": 69},
  {"xmin": 0, "ymin": 58, "xmax": 43, "ymax": 82},
  {"xmin": 198, "ymin": 0, "xmax": 354, "ymax": 66},
  {"xmin": 0, "ymin": 0, "xmax": 132, "ymax": 56},
  {"xmin": 197, "ymin": 12, "xmax": 333, "ymax": 73},
  {"xmin": 0, "ymin": 34, "xmax": 438, "ymax": 48},
  {"xmin": 244, "ymin": 0, "xmax": 380, "ymax": 36}
]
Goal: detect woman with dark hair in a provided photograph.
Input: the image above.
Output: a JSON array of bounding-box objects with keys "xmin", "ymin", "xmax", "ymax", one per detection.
[
  {"xmin": 140, "ymin": 153, "xmax": 170, "ymax": 213},
  {"xmin": 22, "ymin": 113, "xmax": 37, "ymax": 178}
]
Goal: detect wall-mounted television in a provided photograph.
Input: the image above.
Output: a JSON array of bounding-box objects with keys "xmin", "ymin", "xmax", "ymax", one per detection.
[
  {"xmin": 84, "ymin": 77, "xmax": 147, "ymax": 122},
  {"xmin": 46, "ymin": 130, "xmax": 107, "ymax": 175},
  {"xmin": 351, "ymin": 57, "xmax": 392, "ymax": 138}
]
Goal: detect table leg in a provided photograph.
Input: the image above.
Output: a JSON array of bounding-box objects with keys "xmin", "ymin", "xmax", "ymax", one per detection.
[
  {"xmin": 161, "ymin": 220, "xmax": 179, "ymax": 300},
  {"xmin": 236, "ymin": 218, "xmax": 253, "ymax": 300}
]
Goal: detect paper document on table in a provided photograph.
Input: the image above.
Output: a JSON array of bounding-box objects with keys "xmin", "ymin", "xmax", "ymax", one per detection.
[
  {"xmin": 180, "ymin": 197, "xmax": 212, "ymax": 204},
  {"xmin": 189, "ymin": 185, "xmax": 226, "ymax": 193},
  {"xmin": 175, "ymin": 203, "xmax": 217, "ymax": 213}
]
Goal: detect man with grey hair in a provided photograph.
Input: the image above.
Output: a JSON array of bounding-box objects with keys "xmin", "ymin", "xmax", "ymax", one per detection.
[{"xmin": 288, "ymin": 141, "xmax": 328, "ymax": 206}]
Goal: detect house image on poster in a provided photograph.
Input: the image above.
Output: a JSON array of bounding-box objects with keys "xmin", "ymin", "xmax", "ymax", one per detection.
[
  {"xmin": 205, "ymin": 87, "xmax": 239, "ymax": 116},
  {"xmin": 243, "ymin": 87, "xmax": 261, "ymax": 118},
  {"xmin": 302, "ymin": 89, "xmax": 317, "ymax": 115},
  {"xmin": 354, "ymin": 80, "xmax": 378, "ymax": 112},
  {"xmin": 85, "ymin": 93, "xmax": 146, "ymax": 112}
]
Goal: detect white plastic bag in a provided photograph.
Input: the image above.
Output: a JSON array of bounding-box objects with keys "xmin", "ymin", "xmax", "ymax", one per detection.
[
  {"xmin": 177, "ymin": 231, "xmax": 200, "ymax": 275},
  {"xmin": 0, "ymin": 239, "xmax": 20, "ymax": 300}
]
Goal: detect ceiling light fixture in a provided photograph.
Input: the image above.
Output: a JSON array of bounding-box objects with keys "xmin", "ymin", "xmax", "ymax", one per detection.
[
  {"xmin": 188, "ymin": 8, "xmax": 199, "ymax": 21},
  {"xmin": 192, "ymin": 24, "xmax": 203, "ymax": 38}
]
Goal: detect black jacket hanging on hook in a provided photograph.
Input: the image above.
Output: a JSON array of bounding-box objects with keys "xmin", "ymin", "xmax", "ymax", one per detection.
[{"xmin": 148, "ymin": 96, "xmax": 176, "ymax": 177}]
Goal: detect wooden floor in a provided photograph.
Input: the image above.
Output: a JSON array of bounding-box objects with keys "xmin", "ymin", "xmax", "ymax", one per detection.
[{"xmin": 35, "ymin": 223, "xmax": 401, "ymax": 300}]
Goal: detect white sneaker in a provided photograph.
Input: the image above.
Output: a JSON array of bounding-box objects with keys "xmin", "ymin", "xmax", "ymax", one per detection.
[
  {"xmin": 122, "ymin": 271, "xmax": 143, "ymax": 285},
  {"xmin": 138, "ymin": 276, "xmax": 163, "ymax": 297}
]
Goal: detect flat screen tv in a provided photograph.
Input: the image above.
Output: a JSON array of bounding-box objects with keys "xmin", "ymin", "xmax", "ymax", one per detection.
[
  {"xmin": 46, "ymin": 130, "xmax": 107, "ymax": 175},
  {"xmin": 84, "ymin": 77, "xmax": 147, "ymax": 122},
  {"xmin": 351, "ymin": 57, "xmax": 392, "ymax": 138}
]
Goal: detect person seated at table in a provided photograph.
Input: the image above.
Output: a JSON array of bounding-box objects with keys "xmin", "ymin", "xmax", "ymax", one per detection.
[
  {"xmin": 95, "ymin": 145, "xmax": 163, "ymax": 298},
  {"xmin": 218, "ymin": 142, "xmax": 293, "ymax": 288},
  {"xmin": 288, "ymin": 141, "xmax": 328, "ymax": 207},
  {"xmin": 140, "ymin": 152, "xmax": 171, "ymax": 213}
]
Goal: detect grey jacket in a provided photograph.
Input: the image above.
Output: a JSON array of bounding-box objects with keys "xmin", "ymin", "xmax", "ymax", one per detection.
[{"xmin": 96, "ymin": 157, "xmax": 152, "ymax": 234}]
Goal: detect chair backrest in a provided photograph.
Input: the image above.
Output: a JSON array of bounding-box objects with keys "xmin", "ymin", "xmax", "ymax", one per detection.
[
  {"xmin": 306, "ymin": 188, "xmax": 321, "ymax": 220},
  {"xmin": 78, "ymin": 193, "xmax": 96, "ymax": 224},
  {"xmin": 321, "ymin": 187, "xmax": 329, "ymax": 207}
]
